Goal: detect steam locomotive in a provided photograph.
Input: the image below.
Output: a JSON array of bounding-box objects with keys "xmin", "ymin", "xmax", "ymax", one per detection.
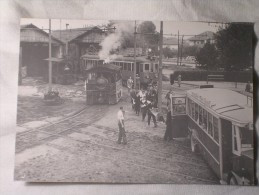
[{"xmin": 80, "ymin": 54, "xmax": 159, "ymax": 89}]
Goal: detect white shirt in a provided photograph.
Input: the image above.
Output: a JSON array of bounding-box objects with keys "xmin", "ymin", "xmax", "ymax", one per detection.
[{"xmin": 117, "ymin": 110, "xmax": 124, "ymax": 122}]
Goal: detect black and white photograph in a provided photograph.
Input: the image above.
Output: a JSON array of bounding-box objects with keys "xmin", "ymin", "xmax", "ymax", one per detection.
[{"xmin": 14, "ymin": 18, "xmax": 255, "ymax": 185}]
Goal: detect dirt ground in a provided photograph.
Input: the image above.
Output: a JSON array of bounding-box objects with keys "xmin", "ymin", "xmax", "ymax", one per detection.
[{"xmin": 17, "ymin": 77, "xmax": 86, "ymax": 125}]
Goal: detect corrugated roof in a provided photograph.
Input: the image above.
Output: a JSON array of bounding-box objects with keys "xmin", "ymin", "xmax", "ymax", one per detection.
[
  {"xmin": 52, "ymin": 26, "xmax": 103, "ymax": 43},
  {"xmin": 81, "ymin": 54, "xmax": 156, "ymax": 63},
  {"xmin": 188, "ymin": 31, "xmax": 215, "ymax": 41},
  {"xmin": 187, "ymin": 88, "xmax": 253, "ymax": 124},
  {"xmin": 20, "ymin": 24, "xmax": 64, "ymax": 44}
]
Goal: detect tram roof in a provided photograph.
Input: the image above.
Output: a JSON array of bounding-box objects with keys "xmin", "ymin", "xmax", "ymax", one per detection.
[
  {"xmin": 84, "ymin": 64, "xmax": 121, "ymax": 72},
  {"xmin": 187, "ymin": 88, "xmax": 253, "ymax": 124},
  {"xmin": 80, "ymin": 54, "xmax": 156, "ymax": 63}
]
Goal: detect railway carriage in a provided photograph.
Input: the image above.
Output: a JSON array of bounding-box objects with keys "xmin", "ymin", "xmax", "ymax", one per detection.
[
  {"xmin": 80, "ymin": 54, "xmax": 159, "ymax": 89},
  {"xmin": 84, "ymin": 63, "xmax": 122, "ymax": 105},
  {"xmin": 167, "ymin": 87, "xmax": 254, "ymax": 185}
]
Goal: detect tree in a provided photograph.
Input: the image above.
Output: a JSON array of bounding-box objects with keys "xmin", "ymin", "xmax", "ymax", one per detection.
[
  {"xmin": 215, "ymin": 23, "xmax": 254, "ymax": 71},
  {"xmin": 137, "ymin": 21, "xmax": 159, "ymax": 54},
  {"xmin": 182, "ymin": 45, "xmax": 200, "ymax": 58},
  {"xmin": 195, "ymin": 42, "xmax": 218, "ymax": 70}
]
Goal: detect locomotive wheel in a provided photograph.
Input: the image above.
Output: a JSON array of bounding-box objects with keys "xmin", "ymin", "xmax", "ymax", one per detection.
[{"xmin": 191, "ymin": 134, "xmax": 198, "ymax": 153}]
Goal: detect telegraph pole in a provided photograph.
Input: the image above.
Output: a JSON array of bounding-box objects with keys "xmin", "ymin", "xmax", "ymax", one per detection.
[
  {"xmin": 179, "ymin": 35, "xmax": 184, "ymax": 66},
  {"xmin": 177, "ymin": 30, "xmax": 180, "ymax": 66},
  {"xmin": 48, "ymin": 19, "xmax": 52, "ymax": 91},
  {"xmin": 133, "ymin": 21, "xmax": 137, "ymax": 89},
  {"xmin": 157, "ymin": 21, "xmax": 163, "ymax": 111}
]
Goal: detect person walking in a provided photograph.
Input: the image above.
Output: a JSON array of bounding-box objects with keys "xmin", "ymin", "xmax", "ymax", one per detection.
[
  {"xmin": 245, "ymin": 81, "xmax": 251, "ymax": 92},
  {"xmin": 117, "ymin": 107, "xmax": 127, "ymax": 144},
  {"xmin": 147, "ymin": 101, "xmax": 157, "ymax": 127},
  {"xmin": 178, "ymin": 74, "xmax": 182, "ymax": 87},
  {"xmin": 127, "ymin": 77, "xmax": 133, "ymax": 93},
  {"xmin": 135, "ymin": 94, "xmax": 141, "ymax": 116},
  {"xmin": 164, "ymin": 110, "xmax": 173, "ymax": 141},
  {"xmin": 141, "ymin": 98, "xmax": 148, "ymax": 121}
]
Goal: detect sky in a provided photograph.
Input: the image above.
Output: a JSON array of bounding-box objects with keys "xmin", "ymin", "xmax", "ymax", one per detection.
[{"xmin": 21, "ymin": 18, "xmax": 220, "ymax": 39}]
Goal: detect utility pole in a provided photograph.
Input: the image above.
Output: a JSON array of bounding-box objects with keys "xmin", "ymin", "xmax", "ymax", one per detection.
[
  {"xmin": 48, "ymin": 19, "xmax": 52, "ymax": 91},
  {"xmin": 179, "ymin": 35, "xmax": 184, "ymax": 66},
  {"xmin": 66, "ymin": 24, "xmax": 69, "ymax": 56},
  {"xmin": 157, "ymin": 21, "xmax": 163, "ymax": 112},
  {"xmin": 177, "ymin": 30, "xmax": 179, "ymax": 66},
  {"xmin": 133, "ymin": 20, "xmax": 137, "ymax": 89}
]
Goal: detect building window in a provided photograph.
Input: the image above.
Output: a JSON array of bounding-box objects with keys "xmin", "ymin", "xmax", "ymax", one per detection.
[
  {"xmin": 208, "ymin": 113, "xmax": 213, "ymax": 136},
  {"xmin": 213, "ymin": 117, "xmax": 219, "ymax": 143}
]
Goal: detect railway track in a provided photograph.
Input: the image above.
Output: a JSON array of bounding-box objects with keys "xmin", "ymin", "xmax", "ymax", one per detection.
[{"xmin": 15, "ymin": 102, "xmax": 218, "ymax": 184}]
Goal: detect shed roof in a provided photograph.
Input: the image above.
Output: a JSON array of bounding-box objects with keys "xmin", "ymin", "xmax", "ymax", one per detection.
[
  {"xmin": 20, "ymin": 24, "xmax": 63, "ymax": 44},
  {"xmin": 187, "ymin": 88, "xmax": 253, "ymax": 124},
  {"xmin": 81, "ymin": 54, "xmax": 156, "ymax": 63},
  {"xmin": 52, "ymin": 26, "xmax": 103, "ymax": 43}
]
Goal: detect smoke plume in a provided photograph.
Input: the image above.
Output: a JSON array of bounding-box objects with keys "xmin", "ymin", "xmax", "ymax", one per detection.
[{"xmin": 98, "ymin": 21, "xmax": 134, "ymax": 63}]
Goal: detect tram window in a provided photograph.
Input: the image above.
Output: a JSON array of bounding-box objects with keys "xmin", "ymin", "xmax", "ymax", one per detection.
[
  {"xmin": 123, "ymin": 63, "xmax": 127, "ymax": 70},
  {"xmin": 131, "ymin": 63, "xmax": 134, "ymax": 71},
  {"xmin": 191, "ymin": 101, "xmax": 195, "ymax": 119},
  {"xmin": 150, "ymin": 64, "xmax": 154, "ymax": 72},
  {"xmin": 145, "ymin": 64, "xmax": 149, "ymax": 71},
  {"xmin": 233, "ymin": 126, "xmax": 239, "ymax": 152},
  {"xmin": 203, "ymin": 110, "xmax": 208, "ymax": 131},
  {"xmin": 140, "ymin": 64, "xmax": 144, "ymax": 72},
  {"xmin": 120, "ymin": 63, "xmax": 123, "ymax": 69},
  {"xmin": 198, "ymin": 106, "xmax": 203, "ymax": 125},
  {"xmin": 172, "ymin": 97, "xmax": 186, "ymax": 115},
  {"xmin": 187, "ymin": 99, "xmax": 191, "ymax": 116},
  {"xmin": 127, "ymin": 63, "xmax": 131, "ymax": 71},
  {"xmin": 194, "ymin": 103, "xmax": 198, "ymax": 121},
  {"xmin": 155, "ymin": 64, "xmax": 158, "ymax": 72},
  {"xmin": 208, "ymin": 113, "xmax": 213, "ymax": 136},
  {"xmin": 213, "ymin": 117, "xmax": 219, "ymax": 143},
  {"xmin": 240, "ymin": 127, "xmax": 253, "ymax": 148}
]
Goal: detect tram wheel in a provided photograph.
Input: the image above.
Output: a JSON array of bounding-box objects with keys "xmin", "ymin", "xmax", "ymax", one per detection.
[
  {"xmin": 229, "ymin": 175, "xmax": 238, "ymax": 185},
  {"xmin": 191, "ymin": 134, "xmax": 198, "ymax": 153}
]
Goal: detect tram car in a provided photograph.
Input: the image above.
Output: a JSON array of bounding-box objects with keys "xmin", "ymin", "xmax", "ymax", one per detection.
[
  {"xmin": 80, "ymin": 54, "xmax": 159, "ymax": 89},
  {"xmin": 84, "ymin": 63, "xmax": 122, "ymax": 105},
  {"xmin": 167, "ymin": 87, "xmax": 254, "ymax": 185}
]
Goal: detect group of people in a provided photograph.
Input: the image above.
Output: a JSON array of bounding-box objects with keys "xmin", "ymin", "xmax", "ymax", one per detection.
[{"xmin": 130, "ymin": 85, "xmax": 158, "ymax": 128}]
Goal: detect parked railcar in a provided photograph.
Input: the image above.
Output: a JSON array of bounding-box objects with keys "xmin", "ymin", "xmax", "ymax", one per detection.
[
  {"xmin": 167, "ymin": 87, "xmax": 254, "ymax": 185},
  {"xmin": 80, "ymin": 54, "xmax": 159, "ymax": 89},
  {"xmin": 84, "ymin": 63, "xmax": 122, "ymax": 105}
]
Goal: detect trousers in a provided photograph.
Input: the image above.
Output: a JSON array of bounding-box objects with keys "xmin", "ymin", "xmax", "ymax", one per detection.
[
  {"xmin": 118, "ymin": 122, "xmax": 127, "ymax": 144},
  {"xmin": 148, "ymin": 112, "xmax": 157, "ymax": 127}
]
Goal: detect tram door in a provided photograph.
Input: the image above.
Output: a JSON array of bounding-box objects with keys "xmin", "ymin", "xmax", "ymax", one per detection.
[
  {"xmin": 170, "ymin": 95, "xmax": 188, "ymax": 138},
  {"xmin": 221, "ymin": 119, "xmax": 232, "ymax": 173}
]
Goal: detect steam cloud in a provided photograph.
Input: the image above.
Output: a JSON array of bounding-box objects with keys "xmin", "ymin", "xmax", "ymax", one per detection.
[{"xmin": 98, "ymin": 21, "xmax": 134, "ymax": 63}]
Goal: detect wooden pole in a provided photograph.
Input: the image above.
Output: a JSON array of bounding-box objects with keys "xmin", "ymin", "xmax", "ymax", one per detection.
[
  {"xmin": 134, "ymin": 20, "xmax": 137, "ymax": 89},
  {"xmin": 158, "ymin": 21, "xmax": 163, "ymax": 112},
  {"xmin": 177, "ymin": 30, "xmax": 179, "ymax": 66},
  {"xmin": 48, "ymin": 19, "xmax": 52, "ymax": 91},
  {"xmin": 18, "ymin": 46, "xmax": 22, "ymax": 85},
  {"xmin": 179, "ymin": 35, "xmax": 184, "ymax": 66}
]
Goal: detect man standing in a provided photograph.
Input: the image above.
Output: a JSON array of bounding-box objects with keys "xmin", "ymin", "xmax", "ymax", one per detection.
[
  {"xmin": 117, "ymin": 107, "xmax": 127, "ymax": 144},
  {"xmin": 178, "ymin": 74, "xmax": 182, "ymax": 87},
  {"xmin": 164, "ymin": 110, "xmax": 173, "ymax": 141},
  {"xmin": 147, "ymin": 101, "xmax": 157, "ymax": 128},
  {"xmin": 127, "ymin": 77, "xmax": 133, "ymax": 93}
]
